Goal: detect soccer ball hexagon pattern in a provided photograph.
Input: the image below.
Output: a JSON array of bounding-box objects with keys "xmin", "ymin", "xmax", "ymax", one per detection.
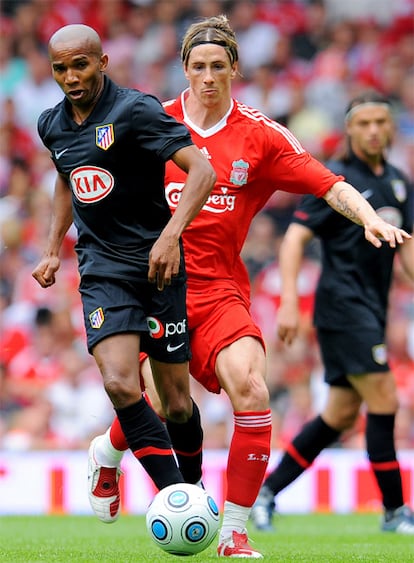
[{"xmin": 146, "ymin": 483, "xmax": 220, "ymax": 556}]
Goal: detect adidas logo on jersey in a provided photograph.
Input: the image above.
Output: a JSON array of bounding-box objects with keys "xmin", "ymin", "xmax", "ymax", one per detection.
[{"xmin": 200, "ymin": 146, "xmax": 211, "ymax": 159}]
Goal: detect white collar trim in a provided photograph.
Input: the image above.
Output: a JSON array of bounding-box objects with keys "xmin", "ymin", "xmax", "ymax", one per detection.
[{"xmin": 181, "ymin": 89, "xmax": 234, "ymax": 138}]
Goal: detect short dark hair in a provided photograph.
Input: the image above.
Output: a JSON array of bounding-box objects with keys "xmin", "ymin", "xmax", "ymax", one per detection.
[{"xmin": 181, "ymin": 15, "xmax": 239, "ymax": 67}]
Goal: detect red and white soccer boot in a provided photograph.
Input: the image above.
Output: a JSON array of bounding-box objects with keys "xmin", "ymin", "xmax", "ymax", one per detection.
[
  {"xmin": 87, "ymin": 436, "xmax": 122, "ymax": 523},
  {"xmin": 217, "ymin": 530, "xmax": 263, "ymax": 558}
]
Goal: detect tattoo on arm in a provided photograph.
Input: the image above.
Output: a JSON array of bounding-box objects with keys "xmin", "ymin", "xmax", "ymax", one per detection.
[{"xmin": 328, "ymin": 187, "xmax": 362, "ymax": 226}]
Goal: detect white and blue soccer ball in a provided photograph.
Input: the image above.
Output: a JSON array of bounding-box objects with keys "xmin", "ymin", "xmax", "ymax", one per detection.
[{"xmin": 146, "ymin": 483, "xmax": 220, "ymax": 556}]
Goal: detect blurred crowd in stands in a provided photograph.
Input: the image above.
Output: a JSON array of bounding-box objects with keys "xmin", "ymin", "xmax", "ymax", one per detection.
[{"xmin": 1, "ymin": 0, "xmax": 413, "ymax": 453}]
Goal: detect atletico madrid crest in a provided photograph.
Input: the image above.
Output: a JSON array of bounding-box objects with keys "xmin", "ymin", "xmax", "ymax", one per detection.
[
  {"xmin": 372, "ymin": 343, "xmax": 387, "ymax": 365},
  {"xmin": 391, "ymin": 179, "xmax": 406, "ymax": 202},
  {"xmin": 89, "ymin": 307, "xmax": 105, "ymax": 329},
  {"xmin": 96, "ymin": 124, "xmax": 114, "ymax": 150}
]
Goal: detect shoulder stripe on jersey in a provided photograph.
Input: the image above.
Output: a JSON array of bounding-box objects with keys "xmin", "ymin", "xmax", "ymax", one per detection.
[{"xmin": 236, "ymin": 101, "xmax": 305, "ymax": 154}]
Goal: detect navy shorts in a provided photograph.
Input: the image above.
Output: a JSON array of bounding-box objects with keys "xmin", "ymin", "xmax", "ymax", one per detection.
[
  {"xmin": 79, "ymin": 276, "xmax": 191, "ymax": 363},
  {"xmin": 317, "ymin": 327, "xmax": 390, "ymax": 387}
]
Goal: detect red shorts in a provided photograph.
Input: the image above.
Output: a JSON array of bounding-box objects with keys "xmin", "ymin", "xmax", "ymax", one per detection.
[{"xmin": 186, "ymin": 280, "xmax": 265, "ymax": 394}]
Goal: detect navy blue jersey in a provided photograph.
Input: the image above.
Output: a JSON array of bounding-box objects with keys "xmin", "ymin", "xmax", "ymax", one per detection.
[
  {"xmin": 292, "ymin": 152, "xmax": 413, "ymax": 330},
  {"xmin": 37, "ymin": 76, "xmax": 193, "ymax": 281}
]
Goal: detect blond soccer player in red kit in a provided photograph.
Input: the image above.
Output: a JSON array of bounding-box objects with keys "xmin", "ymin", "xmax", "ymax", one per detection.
[{"xmin": 88, "ymin": 15, "xmax": 411, "ymax": 559}]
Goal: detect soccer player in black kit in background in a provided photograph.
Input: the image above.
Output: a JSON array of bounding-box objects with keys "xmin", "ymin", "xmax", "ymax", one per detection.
[
  {"xmin": 251, "ymin": 91, "xmax": 414, "ymax": 534},
  {"xmin": 32, "ymin": 23, "xmax": 216, "ymax": 521}
]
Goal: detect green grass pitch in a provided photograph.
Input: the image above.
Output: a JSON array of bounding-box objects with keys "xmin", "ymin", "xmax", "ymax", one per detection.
[{"xmin": 0, "ymin": 513, "xmax": 413, "ymax": 562}]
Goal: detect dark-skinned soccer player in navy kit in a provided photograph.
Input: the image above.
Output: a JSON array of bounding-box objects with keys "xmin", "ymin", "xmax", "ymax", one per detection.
[{"xmin": 32, "ymin": 23, "xmax": 216, "ymax": 518}]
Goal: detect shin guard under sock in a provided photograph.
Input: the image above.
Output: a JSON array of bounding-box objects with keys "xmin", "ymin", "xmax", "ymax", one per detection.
[
  {"xmin": 166, "ymin": 399, "xmax": 203, "ymax": 484},
  {"xmin": 366, "ymin": 412, "xmax": 403, "ymax": 510},
  {"xmin": 264, "ymin": 415, "xmax": 340, "ymax": 495},
  {"xmin": 110, "ymin": 390, "xmax": 166, "ymax": 452},
  {"xmin": 226, "ymin": 410, "xmax": 272, "ymax": 507},
  {"xmin": 116, "ymin": 399, "xmax": 183, "ymax": 489}
]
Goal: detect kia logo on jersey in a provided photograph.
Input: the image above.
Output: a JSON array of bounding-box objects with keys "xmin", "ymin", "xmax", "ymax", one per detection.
[{"xmin": 70, "ymin": 166, "xmax": 115, "ymax": 203}]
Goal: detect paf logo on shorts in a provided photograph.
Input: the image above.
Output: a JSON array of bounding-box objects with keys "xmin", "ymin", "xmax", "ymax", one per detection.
[
  {"xmin": 96, "ymin": 124, "xmax": 114, "ymax": 150},
  {"xmin": 147, "ymin": 317, "xmax": 187, "ymax": 339},
  {"xmin": 89, "ymin": 307, "xmax": 105, "ymax": 329},
  {"xmin": 70, "ymin": 166, "xmax": 115, "ymax": 203}
]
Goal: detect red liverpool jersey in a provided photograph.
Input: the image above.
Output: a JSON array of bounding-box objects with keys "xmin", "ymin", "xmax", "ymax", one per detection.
[{"xmin": 164, "ymin": 92, "xmax": 342, "ymax": 284}]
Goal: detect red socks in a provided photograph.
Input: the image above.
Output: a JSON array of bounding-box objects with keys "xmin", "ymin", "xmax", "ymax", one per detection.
[
  {"xmin": 226, "ymin": 410, "xmax": 272, "ymax": 507},
  {"xmin": 109, "ymin": 407, "xmax": 273, "ymax": 507}
]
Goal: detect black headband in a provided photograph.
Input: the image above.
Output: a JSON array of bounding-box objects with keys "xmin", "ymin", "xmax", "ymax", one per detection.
[
  {"xmin": 183, "ymin": 39, "xmax": 235, "ymax": 63},
  {"xmin": 189, "ymin": 40, "xmax": 228, "ymax": 48}
]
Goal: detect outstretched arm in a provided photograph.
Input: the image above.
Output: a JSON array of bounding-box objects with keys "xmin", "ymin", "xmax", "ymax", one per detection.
[
  {"xmin": 323, "ymin": 181, "xmax": 412, "ymax": 248},
  {"xmin": 32, "ymin": 173, "xmax": 73, "ymax": 288}
]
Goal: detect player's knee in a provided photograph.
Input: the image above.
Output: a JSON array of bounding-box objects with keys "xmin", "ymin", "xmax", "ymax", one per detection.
[
  {"xmin": 367, "ymin": 395, "xmax": 399, "ymax": 414},
  {"xmin": 340, "ymin": 410, "xmax": 359, "ymax": 430},
  {"xmin": 364, "ymin": 378, "xmax": 399, "ymax": 413},
  {"xmin": 163, "ymin": 396, "xmax": 192, "ymax": 423},
  {"xmin": 379, "ymin": 381, "xmax": 399, "ymax": 412},
  {"xmin": 228, "ymin": 373, "xmax": 269, "ymax": 411},
  {"xmin": 324, "ymin": 405, "xmax": 359, "ymax": 431},
  {"xmin": 103, "ymin": 374, "xmax": 138, "ymax": 405}
]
